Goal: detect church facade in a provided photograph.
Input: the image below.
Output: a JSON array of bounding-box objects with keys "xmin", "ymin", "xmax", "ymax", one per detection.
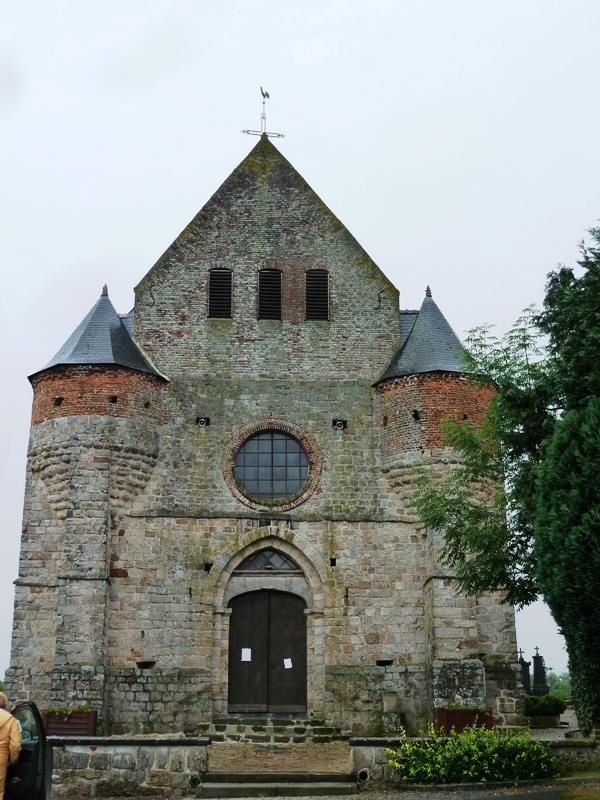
[{"xmin": 6, "ymin": 136, "xmax": 521, "ymax": 735}]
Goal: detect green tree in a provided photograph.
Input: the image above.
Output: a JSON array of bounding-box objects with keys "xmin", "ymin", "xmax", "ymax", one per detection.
[
  {"xmin": 415, "ymin": 308, "xmax": 552, "ymax": 608},
  {"xmin": 547, "ymin": 670, "xmax": 571, "ymax": 703},
  {"xmin": 414, "ymin": 227, "xmax": 600, "ymax": 735},
  {"xmin": 534, "ymin": 398, "xmax": 600, "ymax": 733}
]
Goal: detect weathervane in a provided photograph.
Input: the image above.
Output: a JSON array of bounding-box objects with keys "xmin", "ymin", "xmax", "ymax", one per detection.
[{"xmin": 242, "ymin": 87, "xmax": 285, "ymax": 139}]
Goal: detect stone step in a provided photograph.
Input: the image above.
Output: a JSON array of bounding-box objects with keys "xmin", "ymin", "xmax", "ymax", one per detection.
[
  {"xmin": 212, "ymin": 718, "xmax": 328, "ymax": 729},
  {"xmin": 199, "ymin": 719, "xmax": 350, "ymax": 745},
  {"xmin": 207, "ymin": 772, "xmax": 355, "ymax": 783},
  {"xmin": 198, "ymin": 780, "xmax": 358, "ymax": 797}
]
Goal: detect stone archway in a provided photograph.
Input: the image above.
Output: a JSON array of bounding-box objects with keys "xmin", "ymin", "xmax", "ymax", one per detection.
[{"xmin": 212, "ymin": 533, "xmax": 325, "ymax": 718}]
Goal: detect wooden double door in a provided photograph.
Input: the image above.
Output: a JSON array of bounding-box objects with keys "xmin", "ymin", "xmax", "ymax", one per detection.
[{"xmin": 228, "ymin": 590, "xmax": 307, "ymax": 713}]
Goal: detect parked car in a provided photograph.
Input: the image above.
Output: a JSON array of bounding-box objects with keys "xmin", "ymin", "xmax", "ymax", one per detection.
[{"xmin": 6, "ymin": 701, "xmax": 50, "ymax": 800}]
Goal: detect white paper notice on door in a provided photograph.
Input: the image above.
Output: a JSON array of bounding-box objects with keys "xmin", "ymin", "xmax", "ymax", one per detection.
[
  {"xmin": 283, "ymin": 657, "xmax": 293, "ymax": 669},
  {"xmin": 241, "ymin": 648, "xmax": 252, "ymax": 662}
]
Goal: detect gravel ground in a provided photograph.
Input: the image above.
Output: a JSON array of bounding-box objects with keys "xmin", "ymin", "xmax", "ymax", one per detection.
[
  {"xmin": 217, "ymin": 781, "xmax": 600, "ymax": 800},
  {"xmin": 96, "ymin": 778, "xmax": 600, "ymax": 800}
]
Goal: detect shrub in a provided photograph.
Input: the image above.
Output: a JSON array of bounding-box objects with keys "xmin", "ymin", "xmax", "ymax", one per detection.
[
  {"xmin": 386, "ymin": 725, "xmax": 558, "ymax": 784},
  {"xmin": 524, "ymin": 694, "xmax": 567, "ymax": 717}
]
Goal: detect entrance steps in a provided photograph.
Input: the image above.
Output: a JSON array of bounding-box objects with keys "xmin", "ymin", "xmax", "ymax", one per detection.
[
  {"xmin": 200, "ymin": 733, "xmax": 357, "ymax": 797},
  {"xmin": 199, "ymin": 717, "xmax": 351, "ymax": 744},
  {"xmin": 196, "ymin": 772, "xmax": 358, "ymax": 797}
]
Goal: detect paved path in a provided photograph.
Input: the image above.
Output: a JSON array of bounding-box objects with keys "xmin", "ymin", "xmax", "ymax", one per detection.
[
  {"xmin": 117, "ymin": 786, "xmax": 600, "ymax": 800},
  {"xmin": 203, "ymin": 782, "xmax": 600, "ymax": 800}
]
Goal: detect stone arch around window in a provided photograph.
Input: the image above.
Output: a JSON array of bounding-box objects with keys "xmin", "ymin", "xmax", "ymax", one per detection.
[
  {"xmin": 223, "ymin": 419, "xmax": 322, "ymax": 511},
  {"xmin": 234, "ymin": 548, "xmax": 301, "ymax": 573},
  {"xmin": 214, "ymin": 536, "xmax": 323, "ymax": 611}
]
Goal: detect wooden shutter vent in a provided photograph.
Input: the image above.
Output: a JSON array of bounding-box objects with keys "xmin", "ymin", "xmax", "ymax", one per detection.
[
  {"xmin": 258, "ymin": 270, "xmax": 282, "ymax": 320},
  {"xmin": 306, "ymin": 270, "xmax": 329, "ymax": 320},
  {"xmin": 208, "ymin": 269, "xmax": 232, "ymax": 318}
]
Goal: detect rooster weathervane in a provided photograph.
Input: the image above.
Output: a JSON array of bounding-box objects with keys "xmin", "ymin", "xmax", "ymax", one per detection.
[{"xmin": 242, "ymin": 87, "xmax": 285, "ymax": 139}]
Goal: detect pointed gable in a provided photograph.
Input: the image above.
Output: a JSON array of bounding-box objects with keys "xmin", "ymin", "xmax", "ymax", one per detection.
[
  {"xmin": 377, "ymin": 288, "xmax": 466, "ymax": 382},
  {"xmin": 137, "ymin": 135, "xmax": 395, "ymax": 295},
  {"xmin": 132, "ymin": 135, "xmax": 400, "ymax": 382},
  {"xmin": 30, "ymin": 287, "xmax": 164, "ymax": 380}
]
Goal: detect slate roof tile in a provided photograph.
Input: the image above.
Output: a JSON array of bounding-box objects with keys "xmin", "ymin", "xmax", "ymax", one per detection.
[
  {"xmin": 378, "ymin": 288, "xmax": 467, "ymax": 382},
  {"xmin": 30, "ymin": 287, "xmax": 164, "ymax": 380}
]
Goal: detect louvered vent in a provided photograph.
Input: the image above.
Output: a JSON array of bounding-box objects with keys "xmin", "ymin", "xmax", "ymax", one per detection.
[
  {"xmin": 208, "ymin": 269, "xmax": 232, "ymax": 318},
  {"xmin": 258, "ymin": 269, "xmax": 282, "ymax": 320},
  {"xmin": 306, "ymin": 270, "xmax": 329, "ymax": 320}
]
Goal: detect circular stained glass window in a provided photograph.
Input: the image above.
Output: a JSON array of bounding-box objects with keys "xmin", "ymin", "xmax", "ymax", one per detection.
[{"xmin": 233, "ymin": 431, "xmax": 310, "ymax": 502}]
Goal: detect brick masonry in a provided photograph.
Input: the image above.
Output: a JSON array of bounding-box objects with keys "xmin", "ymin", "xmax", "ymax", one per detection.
[{"xmin": 6, "ymin": 135, "xmax": 523, "ymax": 736}]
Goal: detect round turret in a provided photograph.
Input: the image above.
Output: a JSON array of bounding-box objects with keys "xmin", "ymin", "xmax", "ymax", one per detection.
[{"xmin": 375, "ymin": 288, "xmax": 494, "ymax": 460}]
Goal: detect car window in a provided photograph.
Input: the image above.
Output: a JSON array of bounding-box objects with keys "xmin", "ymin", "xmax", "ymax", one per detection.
[{"xmin": 12, "ymin": 706, "xmax": 40, "ymax": 742}]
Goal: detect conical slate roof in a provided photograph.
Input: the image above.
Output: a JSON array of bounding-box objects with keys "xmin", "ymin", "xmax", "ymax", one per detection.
[
  {"xmin": 377, "ymin": 288, "xmax": 466, "ymax": 382},
  {"xmin": 30, "ymin": 286, "xmax": 163, "ymax": 380}
]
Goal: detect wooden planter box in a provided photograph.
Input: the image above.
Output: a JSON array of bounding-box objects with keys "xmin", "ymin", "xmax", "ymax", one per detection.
[
  {"xmin": 43, "ymin": 710, "xmax": 97, "ymax": 736},
  {"xmin": 436, "ymin": 707, "xmax": 493, "ymax": 734}
]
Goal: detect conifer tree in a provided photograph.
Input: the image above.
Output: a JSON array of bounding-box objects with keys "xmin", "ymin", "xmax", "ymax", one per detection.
[{"xmin": 415, "ymin": 227, "xmax": 600, "ymax": 734}]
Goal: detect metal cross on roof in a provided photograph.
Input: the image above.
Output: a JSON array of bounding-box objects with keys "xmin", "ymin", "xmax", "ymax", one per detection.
[{"xmin": 242, "ymin": 86, "xmax": 285, "ymax": 139}]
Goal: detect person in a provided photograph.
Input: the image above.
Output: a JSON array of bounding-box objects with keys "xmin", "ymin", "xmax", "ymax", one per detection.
[{"xmin": 0, "ymin": 692, "xmax": 21, "ymax": 800}]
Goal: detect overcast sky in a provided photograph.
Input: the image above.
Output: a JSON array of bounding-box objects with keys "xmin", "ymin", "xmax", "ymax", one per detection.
[{"xmin": 2, "ymin": 0, "xmax": 597, "ymax": 680}]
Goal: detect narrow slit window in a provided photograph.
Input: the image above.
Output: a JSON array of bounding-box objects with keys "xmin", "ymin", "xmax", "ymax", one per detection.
[
  {"xmin": 208, "ymin": 269, "xmax": 232, "ymax": 318},
  {"xmin": 258, "ymin": 269, "xmax": 282, "ymax": 320},
  {"xmin": 306, "ymin": 270, "xmax": 329, "ymax": 320}
]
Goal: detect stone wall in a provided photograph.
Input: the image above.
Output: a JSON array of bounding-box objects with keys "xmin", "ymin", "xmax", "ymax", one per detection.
[
  {"xmin": 30, "ymin": 365, "xmax": 166, "ymax": 425},
  {"xmin": 5, "ymin": 411, "xmax": 159, "ymax": 731},
  {"xmin": 350, "ymin": 737, "xmax": 600, "ymax": 785},
  {"xmin": 104, "ymin": 669, "xmax": 211, "ymax": 734},
  {"xmin": 8, "ymin": 376, "xmax": 521, "ymax": 734},
  {"xmin": 50, "ymin": 736, "xmax": 209, "ymax": 798},
  {"xmin": 376, "ymin": 373, "xmax": 495, "ymax": 460},
  {"xmin": 145, "ymin": 377, "xmax": 381, "ymax": 519}
]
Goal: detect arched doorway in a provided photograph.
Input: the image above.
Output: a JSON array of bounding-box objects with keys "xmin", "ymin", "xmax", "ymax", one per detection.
[{"xmin": 227, "ymin": 549, "xmax": 307, "ymax": 713}]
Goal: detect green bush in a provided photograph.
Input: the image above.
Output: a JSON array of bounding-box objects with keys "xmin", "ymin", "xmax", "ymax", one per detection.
[
  {"xmin": 524, "ymin": 694, "xmax": 567, "ymax": 717},
  {"xmin": 386, "ymin": 725, "xmax": 558, "ymax": 784}
]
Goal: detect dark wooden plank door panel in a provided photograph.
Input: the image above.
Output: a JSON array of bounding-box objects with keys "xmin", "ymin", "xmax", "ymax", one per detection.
[
  {"xmin": 228, "ymin": 591, "xmax": 269, "ymax": 712},
  {"xmin": 268, "ymin": 592, "xmax": 307, "ymax": 712},
  {"xmin": 228, "ymin": 590, "xmax": 307, "ymax": 713}
]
